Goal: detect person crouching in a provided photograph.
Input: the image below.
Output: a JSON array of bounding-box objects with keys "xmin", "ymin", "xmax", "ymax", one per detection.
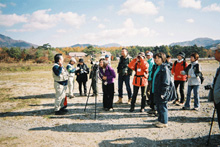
[
  {"xmin": 128, "ymin": 52, "xmax": 149, "ymax": 112},
  {"xmin": 52, "ymin": 54, "xmax": 69, "ymax": 115},
  {"xmin": 99, "ymin": 59, "xmax": 116, "ymax": 111},
  {"xmin": 152, "ymin": 52, "xmax": 171, "ymax": 128}
]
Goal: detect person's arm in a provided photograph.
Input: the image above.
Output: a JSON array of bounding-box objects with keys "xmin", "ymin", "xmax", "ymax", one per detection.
[
  {"xmin": 53, "ymin": 65, "xmax": 62, "ymax": 76},
  {"xmin": 107, "ymin": 66, "xmax": 116, "ymax": 81},
  {"xmin": 214, "ymin": 75, "xmax": 220, "ymax": 104},
  {"xmin": 171, "ymin": 63, "xmax": 175, "ymax": 75},
  {"xmin": 161, "ymin": 67, "xmax": 171, "ymax": 98},
  {"xmin": 67, "ymin": 65, "xmax": 76, "ymax": 73},
  {"xmin": 140, "ymin": 58, "xmax": 149, "ymax": 74},
  {"xmin": 128, "ymin": 58, "xmax": 137, "ymax": 71}
]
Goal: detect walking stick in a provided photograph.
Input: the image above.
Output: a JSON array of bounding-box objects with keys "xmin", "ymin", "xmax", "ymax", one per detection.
[{"xmin": 207, "ymin": 107, "xmax": 216, "ymax": 146}]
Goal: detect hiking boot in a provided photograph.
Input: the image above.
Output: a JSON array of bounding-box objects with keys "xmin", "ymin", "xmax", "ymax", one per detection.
[
  {"xmin": 109, "ymin": 108, "xmax": 114, "ymax": 112},
  {"xmin": 129, "ymin": 107, "xmax": 134, "ymax": 112},
  {"xmin": 173, "ymin": 100, "xmax": 179, "ymax": 104},
  {"xmin": 155, "ymin": 122, "xmax": 168, "ymax": 128},
  {"xmin": 128, "ymin": 98, "xmax": 132, "ymax": 105},
  {"xmin": 69, "ymin": 95, "xmax": 75, "ymax": 99},
  {"xmin": 182, "ymin": 107, "xmax": 190, "ymax": 110},
  {"xmin": 192, "ymin": 107, "xmax": 199, "ymax": 111},
  {"xmin": 140, "ymin": 109, "xmax": 145, "ymax": 112},
  {"xmin": 116, "ymin": 97, "xmax": 123, "ymax": 104}
]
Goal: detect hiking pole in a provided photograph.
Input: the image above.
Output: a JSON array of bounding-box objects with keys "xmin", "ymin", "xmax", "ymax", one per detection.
[
  {"xmin": 84, "ymin": 82, "xmax": 92, "ymax": 112},
  {"xmin": 95, "ymin": 94, "xmax": 97, "ymax": 119},
  {"xmin": 207, "ymin": 107, "xmax": 216, "ymax": 146}
]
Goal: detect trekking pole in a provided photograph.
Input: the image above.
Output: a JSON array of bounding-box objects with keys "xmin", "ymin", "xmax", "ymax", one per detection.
[
  {"xmin": 207, "ymin": 107, "xmax": 216, "ymax": 146},
  {"xmin": 95, "ymin": 94, "xmax": 97, "ymax": 119},
  {"xmin": 84, "ymin": 82, "xmax": 92, "ymax": 112}
]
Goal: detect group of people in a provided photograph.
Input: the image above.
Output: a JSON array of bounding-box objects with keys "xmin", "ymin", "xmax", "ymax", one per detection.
[{"xmin": 52, "ymin": 45, "xmax": 220, "ymax": 129}]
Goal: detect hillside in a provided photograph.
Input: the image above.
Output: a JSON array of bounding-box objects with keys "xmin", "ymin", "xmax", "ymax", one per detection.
[
  {"xmin": 170, "ymin": 37, "xmax": 220, "ymax": 47},
  {"xmin": 0, "ymin": 34, "xmax": 37, "ymax": 48},
  {"xmin": 71, "ymin": 43, "xmax": 121, "ymax": 48}
]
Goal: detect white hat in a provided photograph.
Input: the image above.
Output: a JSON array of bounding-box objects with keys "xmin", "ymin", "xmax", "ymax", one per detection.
[
  {"xmin": 70, "ymin": 57, "xmax": 76, "ymax": 63},
  {"xmin": 146, "ymin": 51, "xmax": 153, "ymax": 56},
  {"xmin": 210, "ymin": 44, "xmax": 220, "ymax": 51}
]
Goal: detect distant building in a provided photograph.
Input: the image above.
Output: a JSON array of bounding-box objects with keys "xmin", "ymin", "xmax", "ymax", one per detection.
[
  {"xmin": 69, "ymin": 52, "xmax": 87, "ymax": 58},
  {"xmin": 101, "ymin": 50, "xmax": 111, "ymax": 59}
]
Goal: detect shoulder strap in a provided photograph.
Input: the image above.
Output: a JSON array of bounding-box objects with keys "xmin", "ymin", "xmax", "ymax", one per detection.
[{"xmin": 135, "ymin": 62, "xmax": 138, "ymax": 72}]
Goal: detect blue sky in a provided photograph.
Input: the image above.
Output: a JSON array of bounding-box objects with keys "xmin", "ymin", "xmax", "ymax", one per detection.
[{"xmin": 0, "ymin": 0, "xmax": 220, "ymax": 47}]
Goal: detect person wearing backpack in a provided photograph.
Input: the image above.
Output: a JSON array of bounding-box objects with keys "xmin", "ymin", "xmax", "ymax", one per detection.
[
  {"xmin": 171, "ymin": 52, "xmax": 188, "ymax": 105},
  {"xmin": 128, "ymin": 52, "xmax": 149, "ymax": 112}
]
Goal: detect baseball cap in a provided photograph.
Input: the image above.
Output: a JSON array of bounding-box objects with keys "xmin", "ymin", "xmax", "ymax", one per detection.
[
  {"xmin": 105, "ymin": 55, "xmax": 109, "ymax": 58},
  {"xmin": 146, "ymin": 51, "xmax": 153, "ymax": 56}
]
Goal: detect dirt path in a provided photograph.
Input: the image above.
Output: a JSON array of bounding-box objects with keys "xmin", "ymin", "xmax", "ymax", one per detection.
[{"xmin": 0, "ymin": 62, "xmax": 220, "ymax": 147}]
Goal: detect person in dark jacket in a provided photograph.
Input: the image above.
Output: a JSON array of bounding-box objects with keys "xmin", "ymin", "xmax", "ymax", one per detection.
[
  {"xmin": 76, "ymin": 58, "xmax": 89, "ymax": 96},
  {"xmin": 165, "ymin": 55, "xmax": 173, "ymax": 71},
  {"xmin": 99, "ymin": 59, "xmax": 116, "ymax": 111},
  {"xmin": 152, "ymin": 52, "xmax": 171, "ymax": 128},
  {"xmin": 116, "ymin": 48, "xmax": 133, "ymax": 104}
]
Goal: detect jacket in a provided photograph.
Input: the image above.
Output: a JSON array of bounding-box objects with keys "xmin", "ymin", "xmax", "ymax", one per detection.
[
  {"xmin": 117, "ymin": 55, "xmax": 132, "ymax": 76},
  {"xmin": 128, "ymin": 58, "xmax": 149, "ymax": 87},
  {"xmin": 171, "ymin": 60, "xmax": 188, "ymax": 81},
  {"xmin": 99, "ymin": 65, "xmax": 116, "ymax": 84},
  {"xmin": 181, "ymin": 61, "xmax": 201, "ymax": 86},
  {"xmin": 52, "ymin": 63, "xmax": 68, "ymax": 85},
  {"xmin": 66, "ymin": 63, "xmax": 76, "ymax": 77},
  {"xmin": 147, "ymin": 58, "xmax": 154, "ymax": 81},
  {"xmin": 214, "ymin": 67, "xmax": 220, "ymax": 104},
  {"xmin": 152, "ymin": 64, "xmax": 176, "ymax": 103},
  {"xmin": 75, "ymin": 63, "xmax": 89, "ymax": 82}
]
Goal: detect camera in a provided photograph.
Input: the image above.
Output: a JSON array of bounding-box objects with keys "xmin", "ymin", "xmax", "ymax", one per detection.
[{"xmin": 204, "ymin": 85, "xmax": 212, "ymax": 90}]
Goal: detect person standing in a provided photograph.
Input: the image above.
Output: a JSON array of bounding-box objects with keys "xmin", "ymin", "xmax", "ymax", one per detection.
[
  {"xmin": 76, "ymin": 59, "xmax": 89, "ymax": 96},
  {"xmin": 146, "ymin": 51, "xmax": 154, "ymax": 107},
  {"xmin": 105, "ymin": 55, "xmax": 111, "ymax": 66},
  {"xmin": 66, "ymin": 57, "xmax": 77, "ymax": 98},
  {"xmin": 210, "ymin": 44, "xmax": 220, "ymax": 129},
  {"xmin": 165, "ymin": 55, "xmax": 173, "ymax": 71},
  {"xmin": 99, "ymin": 59, "xmax": 116, "ymax": 111},
  {"xmin": 52, "ymin": 54, "xmax": 69, "ymax": 115},
  {"xmin": 116, "ymin": 48, "xmax": 133, "ymax": 104},
  {"xmin": 128, "ymin": 52, "xmax": 149, "ymax": 112},
  {"xmin": 152, "ymin": 52, "xmax": 171, "ymax": 128},
  {"xmin": 89, "ymin": 58, "xmax": 98, "ymax": 96},
  {"xmin": 171, "ymin": 52, "xmax": 188, "ymax": 105},
  {"xmin": 181, "ymin": 53, "xmax": 202, "ymax": 110}
]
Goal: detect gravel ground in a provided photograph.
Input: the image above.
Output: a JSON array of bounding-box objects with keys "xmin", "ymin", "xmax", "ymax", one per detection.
[{"xmin": 0, "ymin": 62, "xmax": 220, "ymax": 147}]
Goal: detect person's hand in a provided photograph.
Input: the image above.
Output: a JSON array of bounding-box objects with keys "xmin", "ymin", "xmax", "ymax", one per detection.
[
  {"xmin": 103, "ymin": 76, "xmax": 107, "ymax": 80},
  {"xmin": 58, "ymin": 61, "xmax": 62, "ymax": 67},
  {"xmin": 172, "ymin": 73, "xmax": 175, "ymax": 75},
  {"xmin": 188, "ymin": 75, "xmax": 191, "ymax": 78},
  {"xmin": 75, "ymin": 67, "xmax": 80, "ymax": 70},
  {"xmin": 77, "ymin": 73, "xmax": 79, "ymax": 75}
]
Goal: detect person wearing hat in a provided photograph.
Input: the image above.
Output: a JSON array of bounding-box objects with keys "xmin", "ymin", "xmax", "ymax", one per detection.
[
  {"xmin": 76, "ymin": 58, "xmax": 89, "ymax": 96},
  {"xmin": 171, "ymin": 52, "xmax": 188, "ymax": 105},
  {"xmin": 116, "ymin": 48, "xmax": 133, "ymax": 104},
  {"xmin": 210, "ymin": 44, "xmax": 220, "ymax": 129},
  {"xmin": 146, "ymin": 51, "xmax": 155, "ymax": 114},
  {"xmin": 66, "ymin": 57, "xmax": 78, "ymax": 98},
  {"xmin": 52, "ymin": 54, "xmax": 69, "ymax": 115},
  {"xmin": 128, "ymin": 52, "xmax": 149, "ymax": 112},
  {"xmin": 105, "ymin": 55, "xmax": 111, "ymax": 67}
]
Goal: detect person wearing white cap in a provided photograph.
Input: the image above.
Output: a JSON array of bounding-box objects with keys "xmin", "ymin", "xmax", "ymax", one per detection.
[
  {"xmin": 210, "ymin": 44, "xmax": 220, "ymax": 129},
  {"xmin": 66, "ymin": 57, "xmax": 77, "ymax": 98}
]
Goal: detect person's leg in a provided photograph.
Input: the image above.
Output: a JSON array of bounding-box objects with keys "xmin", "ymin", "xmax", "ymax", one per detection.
[
  {"xmin": 118, "ymin": 75, "xmax": 123, "ymax": 98},
  {"xmin": 156, "ymin": 103, "xmax": 161, "ymax": 122},
  {"xmin": 146, "ymin": 81, "xmax": 152, "ymax": 103},
  {"xmin": 174, "ymin": 81, "xmax": 180, "ymax": 102},
  {"xmin": 158, "ymin": 103, "xmax": 168, "ymax": 124},
  {"xmin": 184, "ymin": 85, "xmax": 193, "ymax": 108},
  {"xmin": 125, "ymin": 75, "xmax": 132, "ymax": 99},
  {"xmin": 68, "ymin": 77, "xmax": 74, "ymax": 96},
  {"xmin": 78, "ymin": 81, "xmax": 82, "ymax": 95},
  {"xmin": 215, "ymin": 102, "xmax": 220, "ymax": 129},
  {"xmin": 108, "ymin": 83, "xmax": 115, "ymax": 109},
  {"xmin": 130, "ymin": 86, "xmax": 139, "ymax": 111},
  {"xmin": 103, "ymin": 84, "xmax": 108, "ymax": 109},
  {"xmin": 141, "ymin": 86, "xmax": 147, "ymax": 109},
  {"xmin": 83, "ymin": 81, "xmax": 87, "ymax": 95},
  {"xmin": 149, "ymin": 93, "xmax": 155, "ymax": 110},
  {"xmin": 193, "ymin": 85, "xmax": 200, "ymax": 109},
  {"xmin": 179, "ymin": 81, "xmax": 185, "ymax": 103}
]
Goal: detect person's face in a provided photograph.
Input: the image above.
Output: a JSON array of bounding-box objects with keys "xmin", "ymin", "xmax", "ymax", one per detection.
[
  {"xmin": 79, "ymin": 62, "xmax": 83, "ymax": 65},
  {"xmin": 155, "ymin": 56, "xmax": 162, "ymax": 65},
  {"xmin": 214, "ymin": 50, "xmax": 220, "ymax": 62},
  {"xmin": 71, "ymin": 61, "xmax": 75, "ymax": 65},
  {"xmin": 177, "ymin": 55, "xmax": 182, "ymax": 60},
  {"xmin": 146, "ymin": 55, "xmax": 152, "ymax": 60},
  {"xmin": 190, "ymin": 56, "xmax": 196, "ymax": 62},
  {"xmin": 121, "ymin": 49, "xmax": 127, "ymax": 57},
  {"xmin": 59, "ymin": 56, "xmax": 64, "ymax": 64},
  {"xmin": 99, "ymin": 60, "xmax": 103, "ymax": 67},
  {"xmin": 105, "ymin": 57, "xmax": 109, "ymax": 61},
  {"xmin": 167, "ymin": 57, "xmax": 171, "ymax": 62}
]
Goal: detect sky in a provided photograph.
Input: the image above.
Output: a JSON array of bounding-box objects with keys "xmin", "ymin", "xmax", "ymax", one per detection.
[{"xmin": 0, "ymin": 0, "xmax": 220, "ymax": 47}]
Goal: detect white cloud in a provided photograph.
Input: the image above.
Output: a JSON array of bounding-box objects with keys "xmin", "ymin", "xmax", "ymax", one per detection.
[
  {"xmin": 91, "ymin": 16, "xmax": 99, "ymax": 21},
  {"xmin": 202, "ymin": 3, "xmax": 220, "ymax": 13},
  {"xmin": 10, "ymin": 2, "xmax": 16, "ymax": 6},
  {"xmin": 79, "ymin": 18, "xmax": 157, "ymax": 44},
  {"xmin": 186, "ymin": 18, "xmax": 194, "ymax": 23},
  {"xmin": 98, "ymin": 24, "xmax": 105, "ymax": 29},
  {"xmin": 155, "ymin": 16, "xmax": 164, "ymax": 23},
  {"xmin": 118, "ymin": 0, "xmax": 158, "ymax": 15},
  {"xmin": 168, "ymin": 33, "xmax": 174, "ymax": 36},
  {"xmin": 4, "ymin": 9, "xmax": 85, "ymax": 31},
  {"xmin": 57, "ymin": 29, "xmax": 67, "ymax": 33},
  {"xmin": 179, "ymin": 0, "xmax": 201, "ymax": 9},
  {"xmin": 0, "ymin": 3, "xmax": 6, "ymax": 7}
]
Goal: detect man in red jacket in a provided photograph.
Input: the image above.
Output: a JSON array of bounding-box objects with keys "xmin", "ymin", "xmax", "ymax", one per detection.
[{"xmin": 171, "ymin": 52, "xmax": 188, "ymax": 105}]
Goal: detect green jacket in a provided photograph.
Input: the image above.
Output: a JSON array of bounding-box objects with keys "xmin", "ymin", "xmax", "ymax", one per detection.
[{"xmin": 147, "ymin": 58, "xmax": 155, "ymax": 81}]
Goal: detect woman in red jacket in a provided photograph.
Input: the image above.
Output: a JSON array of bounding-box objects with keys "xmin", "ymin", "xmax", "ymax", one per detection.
[{"xmin": 128, "ymin": 52, "xmax": 149, "ymax": 112}]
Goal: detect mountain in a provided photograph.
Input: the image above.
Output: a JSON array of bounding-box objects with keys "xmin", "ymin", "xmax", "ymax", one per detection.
[
  {"xmin": 71, "ymin": 43, "xmax": 121, "ymax": 48},
  {"xmin": 0, "ymin": 34, "xmax": 38, "ymax": 48},
  {"xmin": 170, "ymin": 37, "xmax": 220, "ymax": 47}
]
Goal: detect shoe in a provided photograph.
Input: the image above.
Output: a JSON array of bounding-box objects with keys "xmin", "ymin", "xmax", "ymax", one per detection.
[
  {"xmin": 155, "ymin": 122, "xmax": 168, "ymax": 128},
  {"xmin": 104, "ymin": 108, "xmax": 109, "ymax": 111},
  {"xmin": 61, "ymin": 109, "xmax": 68, "ymax": 112},
  {"xmin": 140, "ymin": 109, "xmax": 145, "ymax": 112},
  {"xmin": 84, "ymin": 93, "xmax": 87, "ymax": 96},
  {"xmin": 55, "ymin": 110, "xmax": 67, "ymax": 115},
  {"xmin": 69, "ymin": 95, "xmax": 75, "ymax": 99},
  {"xmin": 80, "ymin": 93, "xmax": 83, "ymax": 96},
  {"xmin": 109, "ymin": 108, "xmax": 114, "ymax": 112},
  {"xmin": 182, "ymin": 107, "xmax": 190, "ymax": 110},
  {"xmin": 153, "ymin": 121, "xmax": 160, "ymax": 125},
  {"xmin": 192, "ymin": 107, "xmax": 199, "ymax": 111},
  {"xmin": 129, "ymin": 107, "xmax": 134, "ymax": 112},
  {"xmin": 128, "ymin": 98, "xmax": 132, "ymax": 104},
  {"xmin": 116, "ymin": 97, "xmax": 123, "ymax": 104},
  {"xmin": 173, "ymin": 100, "xmax": 179, "ymax": 104}
]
